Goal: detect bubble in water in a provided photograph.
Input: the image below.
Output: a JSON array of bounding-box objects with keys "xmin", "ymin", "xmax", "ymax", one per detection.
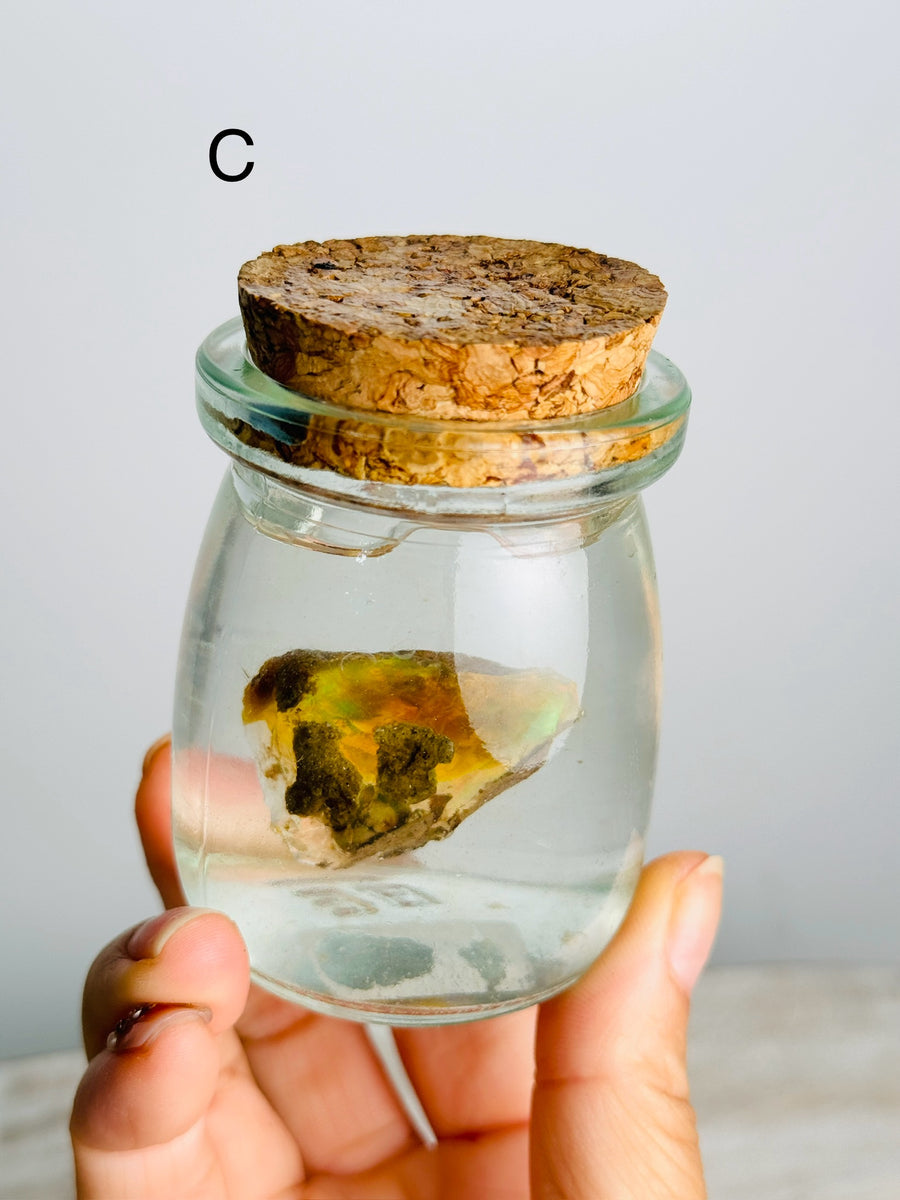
[{"xmin": 339, "ymin": 650, "xmax": 378, "ymax": 672}]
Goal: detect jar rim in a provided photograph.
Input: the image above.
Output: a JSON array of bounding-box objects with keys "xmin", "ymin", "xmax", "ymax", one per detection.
[{"xmin": 196, "ymin": 317, "xmax": 690, "ymax": 515}]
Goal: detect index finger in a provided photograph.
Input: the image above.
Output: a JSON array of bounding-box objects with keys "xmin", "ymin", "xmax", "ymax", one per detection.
[{"xmin": 135, "ymin": 736, "xmax": 183, "ymax": 908}]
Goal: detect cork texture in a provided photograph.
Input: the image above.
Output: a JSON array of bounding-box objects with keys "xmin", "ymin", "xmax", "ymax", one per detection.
[
  {"xmin": 238, "ymin": 235, "xmax": 666, "ymax": 422},
  {"xmin": 223, "ymin": 411, "xmax": 684, "ymax": 489}
]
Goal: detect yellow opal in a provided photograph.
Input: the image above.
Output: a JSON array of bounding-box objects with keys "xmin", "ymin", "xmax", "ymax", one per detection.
[{"xmin": 243, "ymin": 649, "xmax": 580, "ymax": 866}]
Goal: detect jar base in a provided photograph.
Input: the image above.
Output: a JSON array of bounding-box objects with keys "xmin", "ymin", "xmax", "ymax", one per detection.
[
  {"xmin": 249, "ymin": 967, "xmax": 587, "ymax": 1025},
  {"xmin": 179, "ymin": 849, "xmax": 639, "ymax": 1028}
]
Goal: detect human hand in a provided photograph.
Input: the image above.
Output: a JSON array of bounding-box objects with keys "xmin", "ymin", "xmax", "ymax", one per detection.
[{"xmin": 71, "ymin": 739, "xmax": 722, "ymax": 1198}]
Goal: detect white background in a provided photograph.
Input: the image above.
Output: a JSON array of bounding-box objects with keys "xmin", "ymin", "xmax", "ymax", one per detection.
[{"xmin": 1, "ymin": 0, "xmax": 897, "ymax": 1056}]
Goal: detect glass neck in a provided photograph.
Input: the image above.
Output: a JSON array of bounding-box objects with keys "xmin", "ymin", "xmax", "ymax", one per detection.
[{"xmin": 230, "ymin": 462, "xmax": 636, "ymax": 558}]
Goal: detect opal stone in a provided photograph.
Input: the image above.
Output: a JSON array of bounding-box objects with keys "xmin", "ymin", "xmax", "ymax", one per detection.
[{"xmin": 243, "ymin": 649, "xmax": 580, "ymax": 866}]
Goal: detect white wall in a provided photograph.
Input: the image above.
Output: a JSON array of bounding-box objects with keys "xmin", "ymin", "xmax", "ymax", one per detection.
[{"xmin": 1, "ymin": 0, "xmax": 897, "ymax": 1057}]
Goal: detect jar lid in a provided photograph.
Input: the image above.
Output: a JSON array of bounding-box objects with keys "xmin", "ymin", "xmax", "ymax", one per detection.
[
  {"xmin": 238, "ymin": 236, "xmax": 668, "ymax": 422},
  {"xmin": 196, "ymin": 317, "xmax": 690, "ymax": 513}
]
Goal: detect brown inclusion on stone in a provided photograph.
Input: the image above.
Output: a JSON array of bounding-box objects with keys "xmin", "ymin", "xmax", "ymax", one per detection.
[
  {"xmin": 243, "ymin": 649, "xmax": 580, "ymax": 866},
  {"xmin": 374, "ymin": 722, "xmax": 455, "ymax": 811},
  {"xmin": 285, "ymin": 722, "xmax": 361, "ymax": 829}
]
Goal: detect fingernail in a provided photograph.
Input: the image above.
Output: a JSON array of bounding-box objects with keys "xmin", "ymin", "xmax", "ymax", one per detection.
[
  {"xmin": 108, "ymin": 1004, "xmax": 212, "ymax": 1053},
  {"xmin": 141, "ymin": 734, "xmax": 171, "ymax": 777},
  {"xmin": 667, "ymin": 855, "xmax": 724, "ymax": 995},
  {"xmin": 127, "ymin": 908, "xmax": 217, "ymax": 961}
]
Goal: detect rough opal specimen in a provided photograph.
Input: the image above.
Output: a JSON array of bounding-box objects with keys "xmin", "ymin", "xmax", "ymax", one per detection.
[{"xmin": 242, "ymin": 650, "xmax": 580, "ymax": 866}]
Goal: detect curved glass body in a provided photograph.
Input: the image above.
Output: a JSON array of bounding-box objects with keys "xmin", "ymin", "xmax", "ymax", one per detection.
[{"xmin": 173, "ymin": 320, "xmax": 690, "ymax": 1025}]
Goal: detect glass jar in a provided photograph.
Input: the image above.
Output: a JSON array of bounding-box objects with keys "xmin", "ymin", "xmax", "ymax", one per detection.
[{"xmin": 173, "ymin": 317, "xmax": 690, "ymax": 1025}]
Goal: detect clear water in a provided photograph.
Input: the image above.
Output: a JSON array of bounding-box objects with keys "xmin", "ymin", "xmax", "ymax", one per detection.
[{"xmin": 173, "ymin": 467, "xmax": 660, "ymax": 1024}]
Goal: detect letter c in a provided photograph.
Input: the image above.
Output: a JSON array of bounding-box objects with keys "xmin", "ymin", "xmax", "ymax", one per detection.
[{"xmin": 209, "ymin": 129, "xmax": 254, "ymax": 181}]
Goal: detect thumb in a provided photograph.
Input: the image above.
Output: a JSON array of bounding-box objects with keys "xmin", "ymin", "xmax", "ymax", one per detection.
[
  {"xmin": 531, "ymin": 852, "xmax": 723, "ymax": 1200},
  {"xmin": 70, "ymin": 909, "xmax": 249, "ymax": 1198}
]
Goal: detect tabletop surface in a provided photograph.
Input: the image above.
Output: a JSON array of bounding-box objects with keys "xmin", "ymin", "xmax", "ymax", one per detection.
[{"xmin": 2, "ymin": 964, "xmax": 899, "ymax": 1199}]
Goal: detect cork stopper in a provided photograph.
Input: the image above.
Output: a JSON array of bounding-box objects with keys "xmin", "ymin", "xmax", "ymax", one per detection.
[{"xmin": 238, "ymin": 235, "xmax": 667, "ymax": 422}]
